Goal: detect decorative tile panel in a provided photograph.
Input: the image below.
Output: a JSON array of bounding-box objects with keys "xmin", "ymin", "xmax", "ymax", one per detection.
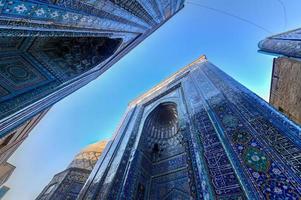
[
  {"xmin": 80, "ymin": 56, "xmax": 301, "ymax": 200},
  {"xmin": 0, "ymin": 0, "xmax": 184, "ymax": 138},
  {"xmin": 0, "ymin": 36, "xmax": 24, "ymax": 51},
  {"xmin": 0, "ymin": 55, "xmax": 48, "ymax": 91}
]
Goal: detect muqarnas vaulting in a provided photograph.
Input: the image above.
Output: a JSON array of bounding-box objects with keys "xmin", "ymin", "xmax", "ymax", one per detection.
[{"xmin": 78, "ymin": 56, "xmax": 301, "ymax": 200}]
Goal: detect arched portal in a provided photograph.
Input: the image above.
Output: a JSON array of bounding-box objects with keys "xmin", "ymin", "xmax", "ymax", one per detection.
[{"xmin": 128, "ymin": 102, "xmax": 194, "ymax": 200}]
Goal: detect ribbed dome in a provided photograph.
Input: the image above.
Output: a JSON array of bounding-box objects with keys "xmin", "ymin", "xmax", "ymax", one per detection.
[
  {"xmin": 68, "ymin": 140, "xmax": 108, "ymax": 170},
  {"xmin": 144, "ymin": 103, "xmax": 178, "ymax": 139}
]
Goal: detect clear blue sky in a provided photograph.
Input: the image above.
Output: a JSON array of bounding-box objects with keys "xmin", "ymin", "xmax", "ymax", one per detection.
[{"xmin": 4, "ymin": 1, "xmax": 301, "ymax": 199}]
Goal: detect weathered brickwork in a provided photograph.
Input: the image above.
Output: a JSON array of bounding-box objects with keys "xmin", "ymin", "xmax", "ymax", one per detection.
[{"xmin": 269, "ymin": 57, "xmax": 301, "ymax": 125}]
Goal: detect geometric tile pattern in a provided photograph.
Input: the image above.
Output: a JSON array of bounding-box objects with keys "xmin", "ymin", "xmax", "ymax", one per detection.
[
  {"xmin": 0, "ymin": 36, "xmax": 23, "ymax": 51},
  {"xmin": 0, "ymin": 0, "xmax": 185, "ymax": 138},
  {"xmin": 199, "ymin": 62, "xmax": 301, "ymax": 199},
  {"xmin": 0, "ymin": 86, "xmax": 9, "ymax": 98},
  {"xmin": 79, "ymin": 56, "xmax": 301, "ymax": 200},
  {"xmin": 0, "ymin": 55, "xmax": 47, "ymax": 91},
  {"xmin": 194, "ymin": 110, "xmax": 246, "ymax": 199},
  {"xmin": 29, "ymin": 37, "xmax": 122, "ymax": 82},
  {"xmin": 96, "ymin": 102, "xmax": 196, "ymax": 200},
  {"xmin": 0, "ymin": 36, "xmax": 120, "ymax": 120}
]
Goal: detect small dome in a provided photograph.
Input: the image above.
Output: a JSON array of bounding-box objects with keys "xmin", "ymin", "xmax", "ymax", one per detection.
[{"xmin": 68, "ymin": 140, "xmax": 108, "ymax": 170}]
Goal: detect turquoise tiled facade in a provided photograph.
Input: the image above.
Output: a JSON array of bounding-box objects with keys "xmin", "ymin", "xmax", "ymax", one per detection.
[
  {"xmin": 78, "ymin": 56, "xmax": 301, "ymax": 199},
  {"xmin": 0, "ymin": 0, "xmax": 185, "ymax": 138}
]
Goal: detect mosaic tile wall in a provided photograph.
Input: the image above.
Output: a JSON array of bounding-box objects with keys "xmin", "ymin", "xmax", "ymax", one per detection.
[
  {"xmin": 78, "ymin": 57, "xmax": 301, "ymax": 200},
  {"xmin": 0, "ymin": 0, "xmax": 185, "ymax": 138}
]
